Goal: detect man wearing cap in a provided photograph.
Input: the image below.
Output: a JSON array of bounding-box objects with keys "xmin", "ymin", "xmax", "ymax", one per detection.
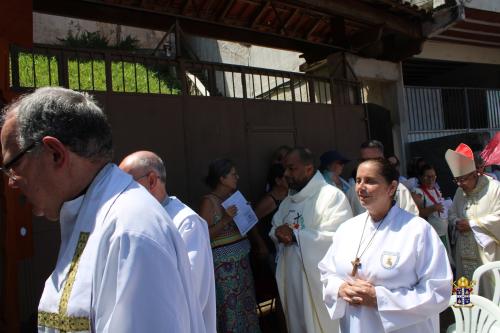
[
  {"xmin": 446, "ymin": 143, "xmax": 500, "ymax": 296},
  {"xmin": 319, "ymin": 150, "xmax": 351, "ymax": 193}
]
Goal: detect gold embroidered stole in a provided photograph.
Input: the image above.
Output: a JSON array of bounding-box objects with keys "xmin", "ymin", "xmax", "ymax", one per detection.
[{"xmin": 38, "ymin": 232, "xmax": 91, "ymax": 332}]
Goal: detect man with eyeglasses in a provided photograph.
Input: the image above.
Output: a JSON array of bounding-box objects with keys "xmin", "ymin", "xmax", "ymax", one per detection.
[
  {"xmin": 0, "ymin": 87, "xmax": 205, "ymax": 332},
  {"xmin": 119, "ymin": 151, "xmax": 215, "ymax": 333},
  {"xmin": 345, "ymin": 140, "xmax": 418, "ymax": 216},
  {"xmin": 446, "ymin": 143, "xmax": 500, "ymax": 298}
]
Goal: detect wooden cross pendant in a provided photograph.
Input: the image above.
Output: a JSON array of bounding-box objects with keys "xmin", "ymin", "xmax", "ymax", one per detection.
[{"xmin": 351, "ymin": 257, "xmax": 361, "ymax": 277}]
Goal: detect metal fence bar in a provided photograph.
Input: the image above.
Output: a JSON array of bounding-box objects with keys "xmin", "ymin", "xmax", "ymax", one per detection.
[
  {"xmin": 406, "ymin": 86, "xmax": 500, "ymax": 142},
  {"xmin": 9, "ymin": 44, "xmax": 362, "ymax": 104}
]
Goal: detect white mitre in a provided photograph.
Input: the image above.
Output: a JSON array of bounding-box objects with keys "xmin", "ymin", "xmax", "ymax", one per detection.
[{"xmin": 445, "ymin": 143, "xmax": 476, "ymax": 177}]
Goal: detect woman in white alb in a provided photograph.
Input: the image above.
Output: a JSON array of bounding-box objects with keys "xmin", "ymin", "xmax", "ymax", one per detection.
[
  {"xmin": 319, "ymin": 158, "xmax": 453, "ymax": 333},
  {"xmin": 411, "ymin": 164, "xmax": 454, "ymax": 264}
]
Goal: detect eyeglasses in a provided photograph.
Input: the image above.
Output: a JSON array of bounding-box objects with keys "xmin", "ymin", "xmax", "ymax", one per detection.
[
  {"xmin": 133, "ymin": 172, "xmax": 151, "ymax": 181},
  {"xmin": 452, "ymin": 171, "xmax": 476, "ymax": 184},
  {"xmin": 0, "ymin": 141, "xmax": 39, "ymax": 180},
  {"xmin": 133, "ymin": 171, "xmax": 160, "ymax": 182},
  {"xmin": 423, "ymin": 175, "xmax": 437, "ymax": 179}
]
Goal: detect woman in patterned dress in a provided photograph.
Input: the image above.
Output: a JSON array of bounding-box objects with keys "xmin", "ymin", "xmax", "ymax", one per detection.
[{"xmin": 199, "ymin": 158, "xmax": 261, "ymax": 333}]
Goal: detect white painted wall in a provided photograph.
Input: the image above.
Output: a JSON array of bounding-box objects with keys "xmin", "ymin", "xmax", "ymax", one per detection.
[
  {"xmin": 463, "ymin": 0, "xmax": 500, "ymax": 12},
  {"xmin": 185, "ymin": 36, "xmax": 304, "ymax": 71},
  {"xmin": 345, "ymin": 54, "xmax": 400, "ymax": 82},
  {"xmin": 416, "ymin": 40, "xmax": 500, "ymax": 65}
]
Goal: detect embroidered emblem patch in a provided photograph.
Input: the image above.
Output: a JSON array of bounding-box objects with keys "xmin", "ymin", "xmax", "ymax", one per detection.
[{"xmin": 381, "ymin": 251, "xmax": 399, "ymax": 269}]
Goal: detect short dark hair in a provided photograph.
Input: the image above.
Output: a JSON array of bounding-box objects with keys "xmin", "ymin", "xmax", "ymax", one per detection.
[
  {"xmin": 418, "ymin": 163, "xmax": 435, "ymax": 177},
  {"xmin": 359, "ymin": 158, "xmax": 399, "ymax": 184},
  {"xmin": 271, "ymin": 145, "xmax": 292, "ymax": 163},
  {"xmin": 205, "ymin": 158, "xmax": 235, "ymax": 190},
  {"xmin": 360, "ymin": 140, "xmax": 384, "ymax": 153},
  {"xmin": 287, "ymin": 147, "xmax": 315, "ymax": 166}
]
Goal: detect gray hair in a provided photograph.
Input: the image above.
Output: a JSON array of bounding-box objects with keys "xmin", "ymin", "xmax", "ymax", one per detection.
[
  {"xmin": 360, "ymin": 140, "xmax": 384, "ymax": 153},
  {"xmin": 2, "ymin": 87, "xmax": 112, "ymax": 161},
  {"xmin": 135, "ymin": 154, "xmax": 167, "ymax": 184}
]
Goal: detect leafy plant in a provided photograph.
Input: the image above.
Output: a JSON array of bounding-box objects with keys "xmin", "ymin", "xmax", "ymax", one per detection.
[
  {"xmin": 58, "ymin": 30, "xmax": 109, "ymax": 49},
  {"xmin": 115, "ymin": 35, "xmax": 140, "ymax": 51}
]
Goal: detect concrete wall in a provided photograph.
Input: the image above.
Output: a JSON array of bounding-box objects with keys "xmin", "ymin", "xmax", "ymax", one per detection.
[
  {"xmin": 302, "ymin": 53, "xmax": 409, "ymax": 172},
  {"xmin": 416, "ymin": 40, "xmax": 500, "ymax": 65},
  {"xmin": 464, "ymin": 0, "xmax": 500, "ymax": 12},
  {"xmin": 33, "ymin": 13, "xmax": 166, "ymax": 48},
  {"xmin": 184, "ymin": 35, "xmax": 304, "ymax": 70}
]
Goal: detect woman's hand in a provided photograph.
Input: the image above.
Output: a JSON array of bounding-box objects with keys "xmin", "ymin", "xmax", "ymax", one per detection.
[
  {"xmin": 433, "ymin": 203, "xmax": 444, "ymax": 213},
  {"xmin": 350, "ymin": 279, "xmax": 377, "ymax": 307},
  {"xmin": 224, "ymin": 205, "xmax": 238, "ymax": 219},
  {"xmin": 339, "ymin": 280, "xmax": 377, "ymax": 307}
]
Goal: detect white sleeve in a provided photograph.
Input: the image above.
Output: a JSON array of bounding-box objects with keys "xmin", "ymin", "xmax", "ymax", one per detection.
[
  {"xmin": 396, "ymin": 184, "xmax": 419, "ymax": 215},
  {"xmin": 94, "ymin": 233, "xmax": 193, "ymax": 333},
  {"xmin": 178, "ymin": 217, "xmax": 217, "ymax": 333},
  {"xmin": 178, "ymin": 217, "xmax": 213, "ymax": 308},
  {"xmin": 374, "ymin": 225, "xmax": 453, "ymax": 332},
  {"xmin": 469, "ymin": 219, "xmax": 495, "ymax": 248},
  {"xmin": 318, "ymin": 234, "xmax": 347, "ymax": 320}
]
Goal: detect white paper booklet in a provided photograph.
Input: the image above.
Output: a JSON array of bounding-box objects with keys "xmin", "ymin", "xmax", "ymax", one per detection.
[{"xmin": 221, "ymin": 191, "xmax": 258, "ymax": 236}]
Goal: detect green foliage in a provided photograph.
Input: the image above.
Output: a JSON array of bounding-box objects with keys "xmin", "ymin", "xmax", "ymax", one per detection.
[
  {"xmin": 115, "ymin": 35, "xmax": 140, "ymax": 51},
  {"xmin": 58, "ymin": 30, "xmax": 140, "ymax": 51},
  {"xmin": 58, "ymin": 31, "xmax": 109, "ymax": 49},
  {"xmin": 13, "ymin": 52, "xmax": 181, "ymax": 95}
]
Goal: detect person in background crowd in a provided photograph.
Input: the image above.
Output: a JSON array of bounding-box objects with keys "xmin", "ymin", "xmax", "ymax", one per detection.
[
  {"xmin": 252, "ymin": 163, "xmax": 289, "ymax": 332},
  {"xmin": 270, "ymin": 147, "xmax": 352, "ymax": 333},
  {"xmin": 254, "ymin": 163, "xmax": 289, "ymax": 263},
  {"xmin": 199, "ymin": 159, "xmax": 261, "ymax": 333},
  {"xmin": 270, "ymin": 145, "xmax": 293, "ymax": 165},
  {"xmin": 474, "ymin": 151, "xmax": 498, "ymax": 180},
  {"xmin": 346, "ymin": 140, "xmax": 419, "ymax": 216},
  {"xmin": 446, "ymin": 143, "xmax": 500, "ymax": 298},
  {"xmin": 319, "ymin": 158, "xmax": 452, "ymax": 333},
  {"xmin": 493, "ymin": 165, "xmax": 500, "ymax": 180},
  {"xmin": 319, "ymin": 150, "xmax": 351, "ymax": 193},
  {"xmin": 1, "ymin": 87, "xmax": 204, "ymax": 332},
  {"xmin": 411, "ymin": 164, "xmax": 454, "ymax": 265},
  {"xmin": 405, "ymin": 156, "xmax": 427, "ymax": 191},
  {"xmin": 388, "ymin": 155, "xmax": 409, "ymax": 186},
  {"xmin": 119, "ymin": 151, "xmax": 216, "ymax": 333}
]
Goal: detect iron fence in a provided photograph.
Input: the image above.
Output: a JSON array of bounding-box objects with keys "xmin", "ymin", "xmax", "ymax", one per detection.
[
  {"xmin": 9, "ymin": 44, "xmax": 361, "ymax": 105},
  {"xmin": 405, "ymin": 86, "xmax": 500, "ymax": 142}
]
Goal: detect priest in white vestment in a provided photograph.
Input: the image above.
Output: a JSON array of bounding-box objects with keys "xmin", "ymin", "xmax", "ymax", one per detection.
[
  {"xmin": 270, "ymin": 147, "xmax": 352, "ymax": 333},
  {"xmin": 120, "ymin": 151, "xmax": 216, "ymax": 333},
  {"xmin": 346, "ymin": 140, "xmax": 418, "ymax": 216},
  {"xmin": 319, "ymin": 158, "xmax": 452, "ymax": 333},
  {"xmin": 0, "ymin": 87, "xmax": 205, "ymax": 333},
  {"xmin": 446, "ymin": 143, "xmax": 500, "ymax": 297}
]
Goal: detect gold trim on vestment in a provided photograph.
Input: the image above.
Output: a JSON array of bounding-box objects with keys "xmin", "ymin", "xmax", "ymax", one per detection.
[
  {"xmin": 38, "ymin": 232, "xmax": 91, "ymax": 332},
  {"xmin": 38, "ymin": 311, "xmax": 90, "ymax": 332}
]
